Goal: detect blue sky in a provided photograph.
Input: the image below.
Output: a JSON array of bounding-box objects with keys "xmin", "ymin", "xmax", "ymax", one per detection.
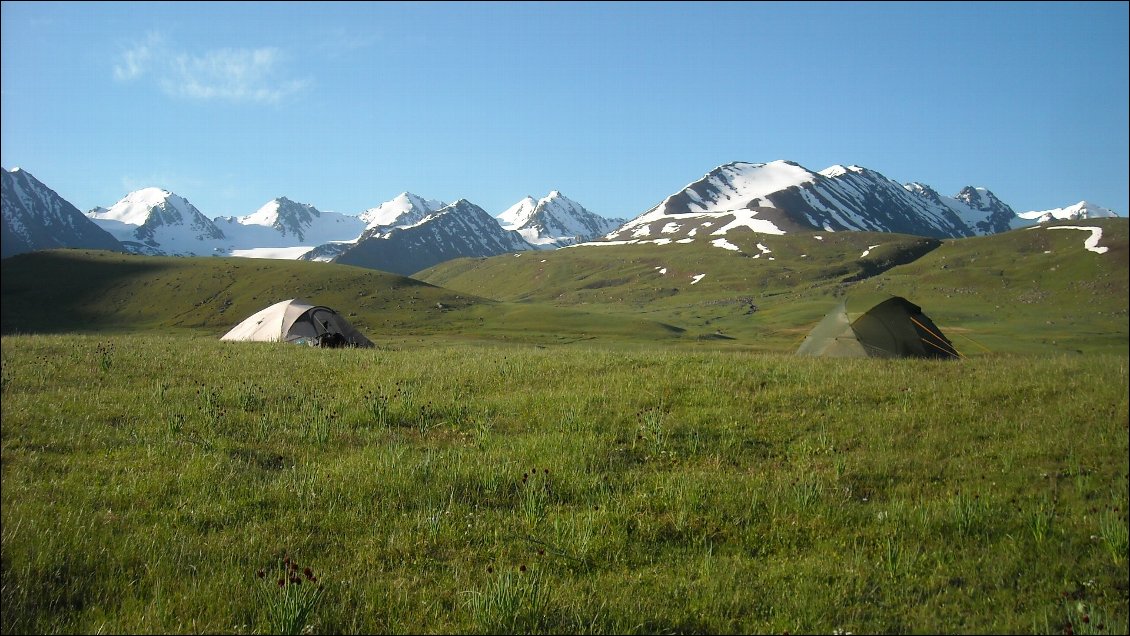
[{"xmin": 2, "ymin": 1, "xmax": 1127, "ymax": 220}]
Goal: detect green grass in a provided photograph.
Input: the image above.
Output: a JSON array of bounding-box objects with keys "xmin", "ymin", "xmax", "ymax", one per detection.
[
  {"xmin": 2, "ymin": 220, "xmax": 1127, "ymax": 633},
  {"xmin": 3, "ymin": 333, "xmax": 1128, "ymax": 634}
]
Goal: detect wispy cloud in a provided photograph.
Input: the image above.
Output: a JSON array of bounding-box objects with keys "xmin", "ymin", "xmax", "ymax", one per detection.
[
  {"xmin": 113, "ymin": 32, "xmax": 164, "ymax": 81},
  {"xmin": 163, "ymin": 48, "xmax": 308, "ymax": 103},
  {"xmin": 318, "ymin": 27, "xmax": 380, "ymax": 58},
  {"xmin": 113, "ymin": 32, "xmax": 308, "ymax": 104}
]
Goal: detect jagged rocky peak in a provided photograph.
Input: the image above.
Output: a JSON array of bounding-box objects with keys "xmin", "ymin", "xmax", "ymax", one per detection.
[
  {"xmin": 956, "ymin": 186, "xmax": 997, "ymax": 210},
  {"xmin": 904, "ymin": 182, "xmax": 945, "ymax": 205},
  {"xmin": 247, "ymin": 197, "xmax": 320, "ymax": 223},
  {"xmin": 497, "ymin": 190, "xmax": 620, "ymax": 248},
  {"xmin": 2, "ymin": 166, "xmax": 124, "ymax": 258},
  {"xmin": 84, "ymin": 186, "xmax": 225, "ymax": 255},
  {"xmin": 359, "ymin": 192, "xmax": 447, "ymax": 229},
  {"xmin": 498, "ymin": 195, "xmax": 539, "ymax": 228}
]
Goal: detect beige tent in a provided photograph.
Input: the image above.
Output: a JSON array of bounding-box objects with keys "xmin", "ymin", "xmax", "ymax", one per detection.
[{"xmin": 221, "ymin": 299, "xmax": 374, "ymax": 348}]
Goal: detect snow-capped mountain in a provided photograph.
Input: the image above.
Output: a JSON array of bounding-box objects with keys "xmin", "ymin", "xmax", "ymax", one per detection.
[
  {"xmin": 498, "ymin": 196, "xmax": 539, "ymax": 229},
  {"xmin": 2, "ymin": 167, "xmax": 124, "ymax": 259},
  {"xmin": 9, "ymin": 158, "xmax": 1118, "ymax": 271},
  {"xmin": 87, "ymin": 187, "xmax": 226, "ymax": 256},
  {"xmin": 358, "ymin": 192, "xmax": 447, "ymax": 230},
  {"xmin": 498, "ymin": 191, "xmax": 625, "ymax": 248},
  {"xmin": 329, "ymin": 199, "xmax": 535, "ymax": 275},
  {"xmin": 604, "ymin": 160, "xmax": 1017, "ymax": 243},
  {"xmin": 297, "ymin": 192, "xmax": 450, "ymax": 262},
  {"xmin": 903, "ymin": 183, "xmax": 1016, "ymax": 235},
  {"xmin": 214, "ymin": 197, "xmax": 365, "ymax": 255},
  {"xmin": 1011, "ymin": 201, "xmax": 1120, "ymax": 227}
]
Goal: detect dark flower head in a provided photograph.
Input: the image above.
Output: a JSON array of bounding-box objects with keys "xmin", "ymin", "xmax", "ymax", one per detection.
[
  {"xmin": 257, "ymin": 569, "xmax": 265, "ymax": 578},
  {"xmin": 519, "ymin": 565, "xmax": 527, "ymax": 572}
]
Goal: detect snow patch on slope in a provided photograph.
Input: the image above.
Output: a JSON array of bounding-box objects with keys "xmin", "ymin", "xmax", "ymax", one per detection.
[{"xmin": 1029, "ymin": 225, "xmax": 1110, "ymax": 254}]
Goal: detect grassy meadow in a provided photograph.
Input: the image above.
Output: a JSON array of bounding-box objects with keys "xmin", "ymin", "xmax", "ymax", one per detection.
[
  {"xmin": 2, "ymin": 221, "xmax": 1128, "ymax": 633},
  {"xmin": 2, "ymin": 334, "xmax": 1127, "ymax": 634}
]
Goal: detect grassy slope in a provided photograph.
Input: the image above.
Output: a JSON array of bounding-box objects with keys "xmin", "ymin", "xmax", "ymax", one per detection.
[
  {"xmin": 1, "ymin": 220, "xmax": 1126, "ymax": 353},
  {"xmin": 861, "ymin": 220, "xmax": 1129, "ymax": 355},
  {"xmin": 0, "ymin": 250, "xmax": 685, "ymax": 346},
  {"xmin": 419, "ymin": 232, "xmax": 949, "ymax": 350},
  {"xmin": 419, "ymin": 219, "xmax": 1129, "ymax": 355}
]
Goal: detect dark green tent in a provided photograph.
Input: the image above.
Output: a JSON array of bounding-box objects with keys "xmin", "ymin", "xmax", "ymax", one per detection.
[{"xmin": 796, "ymin": 294, "xmax": 961, "ymax": 359}]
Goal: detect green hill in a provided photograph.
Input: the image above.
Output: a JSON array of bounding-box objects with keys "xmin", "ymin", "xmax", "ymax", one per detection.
[
  {"xmin": 0, "ymin": 250, "xmax": 684, "ymax": 346},
  {"xmin": 418, "ymin": 219, "xmax": 1129, "ymax": 354},
  {"xmin": 3, "ymin": 219, "xmax": 1126, "ymax": 354},
  {"xmin": 860, "ymin": 219, "xmax": 1129, "ymax": 354}
]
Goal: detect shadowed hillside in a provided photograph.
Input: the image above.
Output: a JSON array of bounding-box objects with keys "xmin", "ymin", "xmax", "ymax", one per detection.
[{"xmin": 0, "ymin": 250, "xmax": 686, "ymax": 346}]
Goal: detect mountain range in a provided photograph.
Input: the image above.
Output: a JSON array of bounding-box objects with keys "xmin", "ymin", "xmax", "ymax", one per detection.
[
  {"xmin": 86, "ymin": 187, "xmax": 225, "ymax": 256},
  {"xmin": 1, "ymin": 162, "xmax": 1121, "ymax": 273},
  {"xmin": 328, "ymin": 199, "xmax": 537, "ymax": 275},
  {"xmin": 1, "ymin": 168, "xmax": 123, "ymax": 259},
  {"xmin": 498, "ymin": 191, "xmax": 626, "ymax": 248},
  {"xmin": 604, "ymin": 161, "xmax": 1025, "ymax": 244}
]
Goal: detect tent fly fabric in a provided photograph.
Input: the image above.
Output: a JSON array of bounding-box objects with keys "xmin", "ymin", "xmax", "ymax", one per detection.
[
  {"xmin": 796, "ymin": 294, "xmax": 961, "ymax": 359},
  {"xmin": 221, "ymin": 298, "xmax": 375, "ymax": 348}
]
